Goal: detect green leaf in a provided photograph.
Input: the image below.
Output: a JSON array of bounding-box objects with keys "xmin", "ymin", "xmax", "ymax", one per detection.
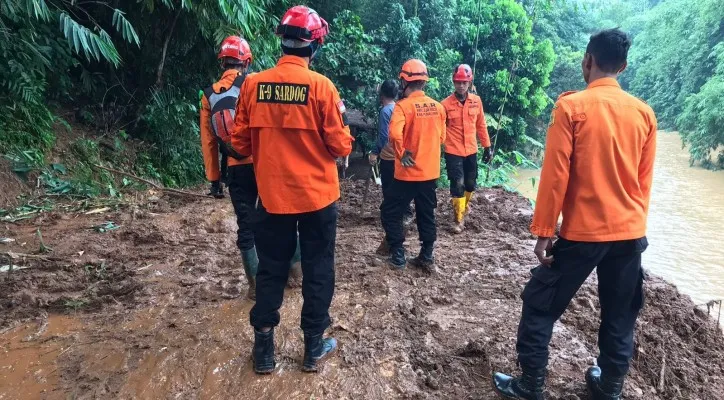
[{"xmin": 52, "ymin": 163, "xmax": 67, "ymax": 174}]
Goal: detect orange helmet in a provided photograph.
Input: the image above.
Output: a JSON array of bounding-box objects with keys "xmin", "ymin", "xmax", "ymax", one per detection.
[
  {"xmin": 218, "ymin": 36, "xmax": 252, "ymax": 65},
  {"xmin": 453, "ymin": 64, "xmax": 473, "ymax": 82},
  {"xmin": 399, "ymin": 59, "xmax": 429, "ymax": 82}
]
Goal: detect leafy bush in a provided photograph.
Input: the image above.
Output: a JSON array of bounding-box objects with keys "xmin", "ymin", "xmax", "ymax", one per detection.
[{"xmin": 139, "ymin": 88, "xmax": 204, "ymax": 187}]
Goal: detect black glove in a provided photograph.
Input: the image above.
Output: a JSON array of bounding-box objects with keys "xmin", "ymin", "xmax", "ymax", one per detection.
[
  {"xmin": 208, "ymin": 180, "xmax": 224, "ymax": 199},
  {"xmin": 400, "ymin": 150, "xmax": 416, "ymax": 167},
  {"xmin": 483, "ymin": 147, "xmax": 493, "ymax": 164}
]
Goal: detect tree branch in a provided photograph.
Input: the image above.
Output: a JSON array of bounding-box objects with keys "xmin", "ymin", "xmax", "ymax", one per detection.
[{"xmin": 92, "ymin": 164, "xmax": 210, "ymax": 199}]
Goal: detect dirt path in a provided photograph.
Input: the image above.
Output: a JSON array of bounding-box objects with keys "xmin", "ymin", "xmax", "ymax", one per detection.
[{"xmin": 1, "ymin": 182, "xmax": 723, "ymax": 399}]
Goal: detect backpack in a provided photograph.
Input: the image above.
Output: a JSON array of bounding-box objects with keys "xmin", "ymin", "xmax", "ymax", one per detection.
[{"xmin": 203, "ymin": 75, "xmax": 246, "ymax": 160}]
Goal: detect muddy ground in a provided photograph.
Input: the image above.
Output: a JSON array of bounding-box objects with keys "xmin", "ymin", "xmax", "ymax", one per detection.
[{"xmin": 1, "ymin": 180, "xmax": 723, "ymax": 400}]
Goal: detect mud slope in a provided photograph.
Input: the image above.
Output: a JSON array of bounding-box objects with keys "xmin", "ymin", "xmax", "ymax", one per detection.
[{"xmin": 1, "ymin": 182, "xmax": 722, "ymax": 400}]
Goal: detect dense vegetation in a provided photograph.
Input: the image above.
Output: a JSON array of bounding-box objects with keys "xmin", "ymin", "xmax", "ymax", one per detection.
[{"xmin": 0, "ymin": 0, "xmax": 721, "ymax": 198}]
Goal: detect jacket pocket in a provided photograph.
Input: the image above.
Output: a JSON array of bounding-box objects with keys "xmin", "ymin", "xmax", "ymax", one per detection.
[{"xmin": 521, "ymin": 265, "xmax": 562, "ymax": 312}]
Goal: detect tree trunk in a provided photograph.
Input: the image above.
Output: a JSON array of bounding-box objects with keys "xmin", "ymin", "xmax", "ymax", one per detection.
[{"xmin": 154, "ymin": 8, "xmax": 182, "ymax": 89}]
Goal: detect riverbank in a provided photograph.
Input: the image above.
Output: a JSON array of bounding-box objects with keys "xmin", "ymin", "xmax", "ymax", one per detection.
[{"xmin": 1, "ymin": 181, "xmax": 723, "ymax": 399}]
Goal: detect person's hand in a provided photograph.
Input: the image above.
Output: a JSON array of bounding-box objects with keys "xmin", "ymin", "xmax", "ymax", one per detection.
[
  {"xmin": 369, "ymin": 153, "xmax": 378, "ymax": 165},
  {"xmin": 400, "ymin": 150, "xmax": 416, "ymax": 167},
  {"xmin": 482, "ymin": 147, "xmax": 493, "ymax": 164},
  {"xmin": 534, "ymin": 237, "xmax": 554, "ymax": 265}
]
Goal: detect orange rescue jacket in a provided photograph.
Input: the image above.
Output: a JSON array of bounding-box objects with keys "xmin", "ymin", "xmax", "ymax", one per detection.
[
  {"xmin": 200, "ymin": 69, "xmax": 252, "ymax": 182},
  {"xmin": 231, "ymin": 56, "xmax": 353, "ymax": 214},
  {"xmin": 388, "ymin": 91, "xmax": 446, "ymax": 181},
  {"xmin": 441, "ymin": 93, "xmax": 490, "ymax": 156},
  {"xmin": 531, "ymin": 77, "xmax": 657, "ymax": 242}
]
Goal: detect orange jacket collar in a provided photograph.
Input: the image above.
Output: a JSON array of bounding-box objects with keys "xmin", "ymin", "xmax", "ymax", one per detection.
[
  {"xmin": 407, "ymin": 91, "xmax": 426, "ymax": 99},
  {"xmin": 587, "ymin": 77, "xmax": 620, "ymax": 89},
  {"xmin": 277, "ymin": 55, "xmax": 309, "ymax": 69}
]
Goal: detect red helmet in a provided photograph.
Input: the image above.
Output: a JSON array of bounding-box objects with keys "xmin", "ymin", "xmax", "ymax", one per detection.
[
  {"xmin": 218, "ymin": 36, "xmax": 252, "ymax": 64},
  {"xmin": 453, "ymin": 64, "xmax": 473, "ymax": 82},
  {"xmin": 399, "ymin": 59, "xmax": 429, "ymax": 82},
  {"xmin": 276, "ymin": 5, "xmax": 329, "ymax": 44}
]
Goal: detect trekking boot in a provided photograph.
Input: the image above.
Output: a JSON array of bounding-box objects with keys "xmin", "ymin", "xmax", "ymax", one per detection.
[
  {"xmin": 252, "ymin": 328, "xmax": 276, "ymax": 374},
  {"xmin": 464, "ymin": 191, "xmax": 474, "ymax": 214},
  {"xmin": 388, "ymin": 246, "xmax": 406, "ymax": 270},
  {"xmin": 375, "ymin": 239, "xmax": 390, "ymax": 256},
  {"xmin": 241, "ymin": 247, "xmax": 259, "ymax": 300},
  {"xmin": 586, "ymin": 366, "xmax": 624, "ymax": 400},
  {"xmin": 451, "ymin": 197, "xmax": 465, "ymax": 234},
  {"xmin": 208, "ymin": 180, "xmax": 224, "ymax": 199},
  {"xmin": 409, "ymin": 242, "xmax": 434, "ymax": 273},
  {"xmin": 492, "ymin": 367, "xmax": 546, "ymax": 400},
  {"xmin": 302, "ymin": 333, "xmax": 337, "ymax": 372}
]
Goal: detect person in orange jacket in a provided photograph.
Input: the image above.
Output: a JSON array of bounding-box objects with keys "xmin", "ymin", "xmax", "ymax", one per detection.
[
  {"xmin": 200, "ymin": 36, "xmax": 260, "ymax": 300},
  {"xmin": 441, "ymin": 64, "xmax": 492, "ymax": 233},
  {"xmin": 231, "ymin": 5, "xmax": 353, "ymax": 375},
  {"xmin": 380, "ymin": 59, "xmax": 446, "ymax": 271},
  {"xmin": 493, "ymin": 29, "xmax": 657, "ymax": 400},
  {"xmin": 201, "ymin": 37, "xmax": 302, "ymax": 301}
]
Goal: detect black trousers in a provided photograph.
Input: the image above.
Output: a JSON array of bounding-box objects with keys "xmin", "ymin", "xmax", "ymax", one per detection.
[
  {"xmin": 380, "ymin": 179, "xmax": 437, "ymax": 248},
  {"xmin": 250, "ymin": 202, "xmax": 338, "ymax": 335},
  {"xmin": 379, "ymin": 159, "xmax": 412, "ymax": 216},
  {"xmin": 516, "ymin": 237, "xmax": 648, "ymax": 377},
  {"xmin": 227, "ymin": 164, "xmax": 258, "ymax": 252},
  {"xmin": 219, "ymin": 146, "xmax": 229, "ymax": 184},
  {"xmin": 445, "ymin": 153, "xmax": 478, "ymax": 198}
]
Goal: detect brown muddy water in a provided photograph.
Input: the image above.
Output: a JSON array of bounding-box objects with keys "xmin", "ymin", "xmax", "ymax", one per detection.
[{"xmin": 513, "ymin": 132, "xmax": 724, "ymax": 307}]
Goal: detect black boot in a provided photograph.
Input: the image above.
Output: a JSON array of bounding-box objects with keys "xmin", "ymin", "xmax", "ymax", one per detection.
[
  {"xmin": 302, "ymin": 333, "xmax": 337, "ymax": 372},
  {"xmin": 388, "ymin": 246, "xmax": 406, "ymax": 270},
  {"xmin": 252, "ymin": 328, "xmax": 275, "ymax": 374},
  {"xmin": 492, "ymin": 367, "xmax": 546, "ymax": 400},
  {"xmin": 207, "ymin": 180, "xmax": 224, "ymax": 198},
  {"xmin": 409, "ymin": 242, "xmax": 434, "ymax": 272},
  {"xmin": 586, "ymin": 366, "xmax": 624, "ymax": 400}
]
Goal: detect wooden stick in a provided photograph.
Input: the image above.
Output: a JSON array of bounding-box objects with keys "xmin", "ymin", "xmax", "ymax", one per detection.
[
  {"xmin": 92, "ymin": 164, "xmax": 209, "ymax": 199},
  {"xmin": 2, "ymin": 252, "xmax": 64, "ymax": 262},
  {"xmin": 658, "ymin": 351, "xmax": 666, "ymax": 393}
]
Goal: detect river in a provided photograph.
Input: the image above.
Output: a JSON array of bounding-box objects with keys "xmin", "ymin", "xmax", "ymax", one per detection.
[{"xmin": 512, "ymin": 132, "xmax": 724, "ymax": 307}]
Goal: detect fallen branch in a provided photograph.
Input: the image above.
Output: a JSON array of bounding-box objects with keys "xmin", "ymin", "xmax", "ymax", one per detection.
[
  {"xmin": 1, "ymin": 252, "xmax": 65, "ymax": 262},
  {"xmin": 658, "ymin": 352, "xmax": 666, "ymax": 393},
  {"xmin": 93, "ymin": 164, "xmax": 209, "ymax": 199}
]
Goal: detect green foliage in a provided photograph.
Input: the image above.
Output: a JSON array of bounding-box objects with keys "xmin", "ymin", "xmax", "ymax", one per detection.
[
  {"xmin": 624, "ymin": 0, "xmax": 723, "ymax": 168},
  {"xmin": 480, "ymin": 149, "xmax": 539, "ymax": 191},
  {"xmin": 677, "ymin": 75, "xmax": 724, "ymax": 169},
  {"xmin": 139, "ymin": 88, "xmax": 204, "ymax": 187},
  {"xmin": 314, "ymin": 11, "xmax": 386, "ymax": 116}
]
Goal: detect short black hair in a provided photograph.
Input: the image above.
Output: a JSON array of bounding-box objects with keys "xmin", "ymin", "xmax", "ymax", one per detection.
[
  {"xmin": 380, "ymin": 79, "xmax": 397, "ymax": 100},
  {"xmin": 586, "ymin": 28, "xmax": 631, "ymax": 73}
]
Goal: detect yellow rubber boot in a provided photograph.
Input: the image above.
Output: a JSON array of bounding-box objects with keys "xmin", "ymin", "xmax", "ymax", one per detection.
[
  {"xmin": 452, "ymin": 197, "xmax": 465, "ymax": 234},
  {"xmin": 464, "ymin": 191, "xmax": 474, "ymax": 215}
]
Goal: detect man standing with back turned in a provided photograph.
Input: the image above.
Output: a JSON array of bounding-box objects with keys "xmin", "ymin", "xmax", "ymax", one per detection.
[
  {"xmin": 232, "ymin": 5, "xmax": 353, "ymax": 374},
  {"xmin": 493, "ymin": 29, "xmax": 657, "ymax": 400},
  {"xmin": 380, "ymin": 59, "xmax": 446, "ymax": 272}
]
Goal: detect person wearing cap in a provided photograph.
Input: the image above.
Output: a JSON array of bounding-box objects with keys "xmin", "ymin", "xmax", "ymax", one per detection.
[
  {"xmin": 231, "ymin": 5, "xmax": 353, "ymax": 374},
  {"xmin": 379, "ymin": 59, "xmax": 446, "ymax": 272},
  {"xmin": 440, "ymin": 64, "xmax": 492, "ymax": 233}
]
